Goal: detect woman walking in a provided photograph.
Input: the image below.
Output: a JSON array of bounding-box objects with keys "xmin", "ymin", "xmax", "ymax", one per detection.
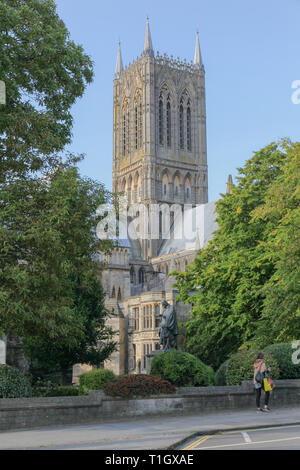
[{"xmin": 253, "ymin": 352, "xmax": 271, "ymax": 412}]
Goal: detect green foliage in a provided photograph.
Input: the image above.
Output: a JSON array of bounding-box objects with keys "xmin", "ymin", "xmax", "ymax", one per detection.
[
  {"xmin": 28, "ymin": 368, "xmax": 73, "ymax": 387},
  {"xmin": 215, "ymin": 360, "xmax": 229, "ymax": 386},
  {"xmin": 0, "ymin": 0, "xmax": 116, "ymax": 356},
  {"xmin": 0, "ymin": 0, "xmax": 93, "ymax": 180},
  {"xmin": 0, "ymin": 364, "xmax": 32, "ymax": 398},
  {"xmin": 150, "ymin": 350, "xmax": 215, "ymax": 387},
  {"xmin": 177, "ymin": 322, "xmax": 188, "ymax": 351},
  {"xmin": 174, "ymin": 141, "xmax": 299, "ymax": 369},
  {"xmin": 251, "ymin": 143, "xmax": 300, "ymax": 345},
  {"xmin": 264, "ymin": 343, "xmax": 300, "ymax": 379},
  {"xmin": 102, "ymin": 374, "xmax": 176, "ymax": 399},
  {"xmin": 1, "ymin": 167, "xmax": 115, "ymax": 352},
  {"xmin": 79, "ymin": 369, "xmax": 116, "ymax": 393},
  {"xmin": 32, "ymin": 385, "xmax": 79, "ymax": 397},
  {"xmin": 225, "ymin": 350, "xmax": 280, "ymax": 386}
]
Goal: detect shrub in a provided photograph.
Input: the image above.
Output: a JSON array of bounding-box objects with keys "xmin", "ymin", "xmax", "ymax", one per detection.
[
  {"xmin": 79, "ymin": 369, "xmax": 116, "ymax": 393},
  {"xmin": 264, "ymin": 343, "xmax": 300, "ymax": 379},
  {"xmin": 150, "ymin": 350, "xmax": 215, "ymax": 387},
  {"xmin": 102, "ymin": 374, "xmax": 176, "ymax": 398},
  {"xmin": 226, "ymin": 350, "xmax": 280, "ymax": 386},
  {"xmin": 215, "ymin": 360, "xmax": 229, "ymax": 386},
  {"xmin": 32, "ymin": 385, "xmax": 79, "ymax": 397},
  {"xmin": 0, "ymin": 365, "xmax": 32, "ymax": 398}
]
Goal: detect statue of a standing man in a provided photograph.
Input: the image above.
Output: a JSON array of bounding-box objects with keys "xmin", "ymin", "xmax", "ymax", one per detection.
[{"xmin": 159, "ymin": 300, "xmax": 179, "ymax": 351}]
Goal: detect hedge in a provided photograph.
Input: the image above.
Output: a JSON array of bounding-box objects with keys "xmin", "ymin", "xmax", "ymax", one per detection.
[
  {"xmin": 0, "ymin": 364, "xmax": 32, "ymax": 398},
  {"xmin": 226, "ymin": 350, "xmax": 280, "ymax": 386},
  {"xmin": 264, "ymin": 343, "xmax": 300, "ymax": 379},
  {"xmin": 79, "ymin": 369, "xmax": 116, "ymax": 394},
  {"xmin": 150, "ymin": 350, "xmax": 215, "ymax": 387}
]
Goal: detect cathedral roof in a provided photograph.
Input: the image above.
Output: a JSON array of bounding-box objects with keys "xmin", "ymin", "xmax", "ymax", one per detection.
[
  {"xmin": 110, "ymin": 218, "xmax": 142, "ymax": 259},
  {"xmin": 158, "ymin": 201, "xmax": 218, "ymax": 256}
]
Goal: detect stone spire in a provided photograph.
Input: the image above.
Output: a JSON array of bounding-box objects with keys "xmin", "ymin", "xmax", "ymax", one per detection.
[
  {"xmin": 226, "ymin": 174, "xmax": 233, "ymax": 195},
  {"xmin": 114, "ymin": 41, "xmax": 123, "ymax": 79},
  {"xmin": 194, "ymin": 30, "xmax": 203, "ymax": 67},
  {"xmin": 142, "ymin": 17, "xmax": 154, "ymax": 58}
]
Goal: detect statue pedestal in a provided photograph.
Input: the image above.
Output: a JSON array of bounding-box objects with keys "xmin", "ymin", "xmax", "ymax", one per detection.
[{"xmin": 146, "ymin": 350, "xmax": 163, "ymax": 375}]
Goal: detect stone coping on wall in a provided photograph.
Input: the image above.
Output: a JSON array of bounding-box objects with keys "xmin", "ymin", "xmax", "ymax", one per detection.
[
  {"xmin": 1, "ymin": 380, "xmax": 300, "ymax": 407},
  {"xmin": 0, "ymin": 380, "xmax": 300, "ymax": 431}
]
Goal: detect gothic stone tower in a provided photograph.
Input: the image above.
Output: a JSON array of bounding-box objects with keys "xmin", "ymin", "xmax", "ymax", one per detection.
[{"xmin": 112, "ymin": 19, "xmax": 208, "ymax": 260}]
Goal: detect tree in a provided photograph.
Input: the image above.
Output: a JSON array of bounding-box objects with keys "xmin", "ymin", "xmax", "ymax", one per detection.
[
  {"xmin": 0, "ymin": 0, "xmax": 93, "ymax": 180},
  {"xmin": 173, "ymin": 141, "xmax": 289, "ymax": 369},
  {"xmin": 251, "ymin": 142, "xmax": 300, "ymax": 345},
  {"xmin": 0, "ymin": 166, "xmax": 114, "ymax": 349},
  {"xmin": 0, "ymin": 1, "xmax": 105, "ymax": 344},
  {"xmin": 0, "ymin": 1, "xmax": 116, "ymax": 370},
  {"xmin": 24, "ymin": 275, "xmax": 117, "ymax": 382}
]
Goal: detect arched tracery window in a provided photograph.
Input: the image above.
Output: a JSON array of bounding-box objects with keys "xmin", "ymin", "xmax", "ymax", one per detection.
[
  {"xmin": 158, "ymin": 84, "xmax": 172, "ymax": 148},
  {"xmin": 162, "ymin": 172, "xmax": 169, "ymax": 200},
  {"xmin": 166, "ymin": 96, "xmax": 171, "ymax": 147},
  {"xmin": 179, "ymin": 90, "xmax": 192, "ymax": 151},
  {"xmin": 135, "ymin": 106, "xmax": 138, "ymax": 150},
  {"xmin": 184, "ymin": 174, "xmax": 192, "ymax": 202},
  {"xmin": 173, "ymin": 173, "xmax": 181, "ymax": 199},
  {"xmin": 122, "ymin": 99, "xmax": 129, "ymax": 156},
  {"xmin": 179, "ymin": 103, "xmax": 184, "ymax": 150},
  {"xmin": 117, "ymin": 287, "xmax": 122, "ymax": 301},
  {"xmin": 134, "ymin": 89, "xmax": 143, "ymax": 150},
  {"xmin": 139, "ymin": 267, "xmax": 145, "ymax": 286},
  {"xmin": 159, "ymin": 94, "xmax": 164, "ymax": 145},
  {"xmin": 130, "ymin": 266, "xmax": 136, "ymax": 284},
  {"xmin": 187, "ymin": 103, "xmax": 191, "ymax": 151},
  {"xmin": 139, "ymin": 101, "xmax": 143, "ymax": 148}
]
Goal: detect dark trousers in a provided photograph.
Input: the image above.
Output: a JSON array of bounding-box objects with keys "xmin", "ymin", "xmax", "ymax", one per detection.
[{"xmin": 256, "ymin": 385, "xmax": 270, "ymax": 408}]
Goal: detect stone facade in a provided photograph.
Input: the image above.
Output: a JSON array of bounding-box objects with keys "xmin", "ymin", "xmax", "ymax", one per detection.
[{"xmin": 99, "ymin": 21, "xmax": 218, "ymax": 377}]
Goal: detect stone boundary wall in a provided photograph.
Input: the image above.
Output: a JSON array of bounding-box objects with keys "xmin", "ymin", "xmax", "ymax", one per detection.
[{"xmin": 0, "ymin": 380, "xmax": 300, "ymax": 432}]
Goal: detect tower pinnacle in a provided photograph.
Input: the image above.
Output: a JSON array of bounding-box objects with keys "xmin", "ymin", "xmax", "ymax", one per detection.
[
  {"xmin": 226, "ymin": 175, "xmax": 233, "ymax": 195},
  {"xmin": 194, "ymin": 31, "xmax": 203, "ymax": 67},
  {"xmin": 114, "ymin": 41, "xmax": 123, "ymax": 79},
  {"xmin": 142, "ymin": 17, "xmax": 154, "ymax": 58}
]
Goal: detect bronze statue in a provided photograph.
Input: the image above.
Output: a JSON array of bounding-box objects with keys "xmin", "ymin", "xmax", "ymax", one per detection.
[{"xmin": 159, "ymin": 300, "xmax": 179, "ymax": 351}]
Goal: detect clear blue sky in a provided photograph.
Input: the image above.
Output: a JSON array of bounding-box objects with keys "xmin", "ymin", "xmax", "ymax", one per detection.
[{"xmin": 56, "ymin": 0, "xmax": 300, "ymax": 201}]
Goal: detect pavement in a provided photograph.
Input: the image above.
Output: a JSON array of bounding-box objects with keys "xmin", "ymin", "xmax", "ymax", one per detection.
[{"xmin": 1, "ymin": 406, "xmax": 300, "ymax": 450}]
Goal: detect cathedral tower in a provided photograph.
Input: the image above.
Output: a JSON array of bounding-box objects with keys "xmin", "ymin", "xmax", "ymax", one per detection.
[{"xmin": 112, "ymin": 20, "xmax": 208, "ymax": 260}]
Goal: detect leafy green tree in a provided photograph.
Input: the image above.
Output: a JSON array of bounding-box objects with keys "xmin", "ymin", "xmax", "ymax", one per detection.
[
  {"xmin": 0, "ymin": 166, "xmax": 114, "ymax": 349},
  {"xmin": 0, "ymin": 0, "xmax": 93, "ymax": 180},
  {"xmin": 251, "ymin": 142, "xmax": 300, "ymax": 345},
  {"xmin": 0, "ymin": 0, "xmax": 115, "ymax": 357},
  {"xmin": 173, "ymin": 142, "xmax": 289, "ymax": 369},
  {"xmin": 24, "ymin": 276, "xmax": 117, "ymax": 382}
]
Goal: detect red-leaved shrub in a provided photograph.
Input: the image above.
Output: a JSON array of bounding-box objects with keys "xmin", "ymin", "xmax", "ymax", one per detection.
[{"xmin": 102, "ymin": 374, "xmax": 176, "ymax": 398}]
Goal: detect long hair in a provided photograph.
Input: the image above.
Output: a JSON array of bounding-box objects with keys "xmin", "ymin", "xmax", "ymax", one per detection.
[{"xmin": 256, "ymin": 352, "xmax": 264, "ymax": 360}]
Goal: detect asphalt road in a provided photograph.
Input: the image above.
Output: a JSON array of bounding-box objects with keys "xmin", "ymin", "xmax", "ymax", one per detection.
[
  {"xmin": 181, "ymin": 425, "xmax": 300, "ymax": 450},
  {"xmin": 1, "ymin": 407, "xmax": 300, "ymax": 450}
]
